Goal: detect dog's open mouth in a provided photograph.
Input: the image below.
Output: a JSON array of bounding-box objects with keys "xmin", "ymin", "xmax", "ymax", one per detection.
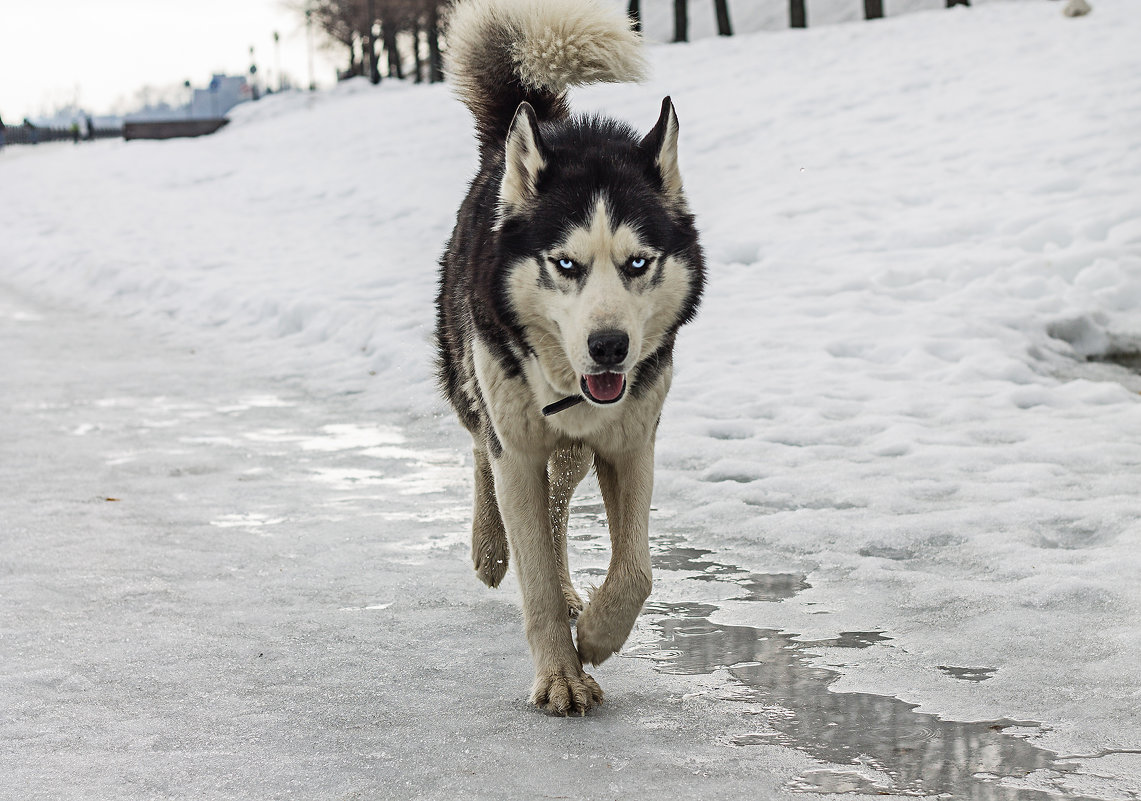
[{"xmin": 581, "ymin": 372, "xmax": 626, "ymax": 404}]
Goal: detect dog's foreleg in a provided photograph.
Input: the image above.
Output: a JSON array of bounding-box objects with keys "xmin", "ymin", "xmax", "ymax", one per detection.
[
  {"xmin": 493, "ymin": 449, "xmax": 604, "ymax": 715},
  {"xmin": 575, "ymin": 442, "xmax": 655, "ymax": 666},
  {"xmin": 548, "ymin": 443, "xmax": 593, "ymax": 618},
  {"xmin": 471, "ymin": 446, "xmax": 509, "ymax": 588}
]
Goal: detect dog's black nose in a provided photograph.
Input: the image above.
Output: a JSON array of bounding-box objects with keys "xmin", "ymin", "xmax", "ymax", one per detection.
[{"xmin": 588, "ymin": 330, "xmax": 629, "ymax": 366}]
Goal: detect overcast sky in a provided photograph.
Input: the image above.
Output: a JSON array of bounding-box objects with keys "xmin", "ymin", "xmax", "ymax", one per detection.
[{"xmin": 0, "ymin": 0, "xmax": 343, "ymax": 120}]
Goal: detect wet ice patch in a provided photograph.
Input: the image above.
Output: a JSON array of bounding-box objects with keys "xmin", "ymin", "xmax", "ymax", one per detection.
[
  {"xmin": 299, "ymin": 423, "xmax": 404, "ymax": 451},
  {"xmin": 787, "ymin": 769, "xmax": 893, "ymax": 795},
  {"xmin": 647, "ymin": 607, "xmax": 1090, "ymax": 800},
  {"xmin": 216, "ymin": 395, "xmax": 294, "ymax": 413},
  {"xmin": 651, "ymin": 543, "xmax": 810, "ymax": 603},
  {"xmin": 308, "ymin": 467, "xmax": 386, "ymax": 489},
  {"xmin": 337, "ymin": 603, "xmax": 393, "ymax": 612},
  {"xmin": 306, "ymin": 450, "xmax": 465, "ymax": 496},
  {"xmin": 637, "ymin": 539, "xmax": 1113, "ymax": 799},
  {"xmin": 210, "ymin": 512, "xmax": 286, "ymax": 531},
  {"xmin": 182, "ymin": 435, "xmax": 242, "ymax": 446},
  {"xmin": 937, "ymin": 665, "xmax": 998, "ymax": 683}
]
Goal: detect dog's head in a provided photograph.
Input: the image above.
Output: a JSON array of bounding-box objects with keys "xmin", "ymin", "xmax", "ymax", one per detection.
[{"xmin": 494, "ymin": 98, "xmax": 705, "ymax": 406}]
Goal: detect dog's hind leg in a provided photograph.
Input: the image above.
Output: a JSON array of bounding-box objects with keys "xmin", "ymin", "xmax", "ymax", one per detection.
[
  {"xmin": 493, "ymin": 449, "xmax": 603, "ymax": 715},
  {"xmin": 575, "ymin": 443, "xmax": 655, "ymax": 666},
  {"xmin": 548, "ymin": 443, "xmax": 592, "ymax": 618},
  {"xmin": 471, "ymin": 446, "xmax": 509, "ymax": 588}
]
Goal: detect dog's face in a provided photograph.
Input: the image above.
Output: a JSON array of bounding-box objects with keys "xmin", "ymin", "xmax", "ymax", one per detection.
[{"xmin": 496, "ymin": 99, "xmax": 703, "ymax": 405}]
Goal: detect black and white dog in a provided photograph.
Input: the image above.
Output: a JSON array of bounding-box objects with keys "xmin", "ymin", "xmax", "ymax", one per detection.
[{"xmin": 436, "ymin": 0, "xmax": 705, "ymax": 714}]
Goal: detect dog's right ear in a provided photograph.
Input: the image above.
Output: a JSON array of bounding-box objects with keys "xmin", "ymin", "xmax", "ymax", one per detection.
[
  {"xmin": 499, "ymin": 102, "xmax": 548, "ymax": 218},
  {"xmin": 639, "ymin": 97, "xmax": 683, "ymax": 201}
]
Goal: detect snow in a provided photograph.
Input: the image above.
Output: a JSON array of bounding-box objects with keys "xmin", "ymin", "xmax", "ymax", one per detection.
[{"xmin": 2, "ymin": 0, "xmax": 1140, "ymax": 796}]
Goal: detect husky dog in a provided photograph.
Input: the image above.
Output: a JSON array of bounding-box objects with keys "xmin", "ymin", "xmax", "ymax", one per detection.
[{"xmin": 437, "ymin": 0, "xmax": 704, "ymax": 714}]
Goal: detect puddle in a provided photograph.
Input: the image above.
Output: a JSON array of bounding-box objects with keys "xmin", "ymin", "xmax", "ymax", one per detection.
[
  {"xmin": 636, "ymin": 540, "xmax": 1105, "ymax": 799},
  {"xmin": 937, "ymin": 665, "xmax": 998, "ymax": 683},
  {"xmin": 651, "ymin": 545, "xmax": 809, "ymax": 602}
]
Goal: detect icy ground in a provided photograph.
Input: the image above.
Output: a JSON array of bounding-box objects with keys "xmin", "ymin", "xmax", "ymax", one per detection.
[{"xmin": 3, "ymin": 0, "xmax": 1140, "ymax": 798}]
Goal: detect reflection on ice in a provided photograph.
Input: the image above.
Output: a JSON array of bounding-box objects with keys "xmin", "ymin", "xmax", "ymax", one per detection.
[
  {"xmin": 937, "ymin": 665, "xmax": 998, "ymax": 683},
  {"xmin": 651, "ymin": 544, "xmax": 810, "ymax": 602},
  {"xmin": 641, "ymin": 543, "xmax": 1099, "ymax": 799},
  {"xmin": 646, "ymin": 606, "xmax": 1091, "ymax": 799}
]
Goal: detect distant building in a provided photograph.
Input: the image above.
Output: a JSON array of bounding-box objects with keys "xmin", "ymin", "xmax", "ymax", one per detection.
[
  {"xmin": 189, "ymin": 75, "xmax": 252, "ymax": 119},
  {"xmin": 124, "ymin": 74, "xmax": 252, "ymax": 123}
]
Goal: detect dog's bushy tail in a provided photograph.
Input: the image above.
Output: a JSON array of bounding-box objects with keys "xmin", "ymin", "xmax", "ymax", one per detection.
[{"xmin": 446, "ymin": 0, "xmax": 647, "ymax": 156}]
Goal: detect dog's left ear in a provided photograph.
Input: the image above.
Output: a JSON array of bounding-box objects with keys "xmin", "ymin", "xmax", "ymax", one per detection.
[
  {"xmin": 640, "ymin": 97, "xmax": 683, "ymax": 200},
  {"xmin": 499, "ymin": 102, "xmax": 548, "ymax": 217}
]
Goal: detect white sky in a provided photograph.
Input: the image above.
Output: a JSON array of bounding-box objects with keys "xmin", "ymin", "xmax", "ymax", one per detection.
[{"xmin": 0, "ymin": 0, "xmax": 344, "ymax": 121}]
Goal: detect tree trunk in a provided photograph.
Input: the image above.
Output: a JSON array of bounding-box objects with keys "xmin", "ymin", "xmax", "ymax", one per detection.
[
  {"xmin": 790, "ymin": 0, "xmax": 807, "ymax": 28},
  {"xmin": 367, "ymin": 0, "xmax": 380, "ymax": 84},
  {"xmin": 864, "ymin": 0, "xmax": 883, "ymax": 19},
  {"xmin": 412, "ymin": 19, "xmax": 423, "ymax": 84},
  {"xmin": 628, "ymin": 0, "xmax": 641, "ymax": 32},
  {"xmin": 714, "ymin": 0, "xmax": 732, "ymax": 35},
  {"xmin": 367, "ymin": 35, "xmax": 380, "ymax": 83},
  {"xmin": 427, "ymin": 3, "xmax": 443, "ymax": 83},
  {"xmin": 383, "ymin": 23, "xmax": 402, "ymax": 79},
  {"xmin": 673, "ymin": 0, "xmax": 688, "ymax": 42}
]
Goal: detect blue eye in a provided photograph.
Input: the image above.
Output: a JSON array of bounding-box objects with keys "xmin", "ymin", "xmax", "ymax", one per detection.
[
  {"xmin": 626, "ymin": 256, "xmax": 650, "ymax": 274},
  {"xmin": 559, "ymin": 259, "xmax": 575, "ymax": 270},
  {"xmin": 552, "ymin": 257, "xmax": 579, "ymax": 273}
]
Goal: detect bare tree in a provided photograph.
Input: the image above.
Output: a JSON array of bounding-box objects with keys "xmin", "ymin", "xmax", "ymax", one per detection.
[
  {"xmin": 673, "ymin": 0, "xmax": 688, "ymax": 42},
  {"xmin": 426, "ymin": 0, "xmax": 444, "ymax": 82},
  {"xmin": 790, "ymin": 0, "xmax": 806, "ymax": 28},
  {"xmin": 411, "ymin": 15, "xmax": 424, "ymax": 83},
  {"xmin": 713, "ymin": 0, "xmax": 732, "ymax": 35},
  {"xmin": 380, "ymin": 3, "xmax": 404, "ymax": 80},
  {"xmin": 628, "ymin": 0, "xmax": 641, "ymax": 32},
  {"xmin": 293, "ymin": 0, "xmax": 369, "ymax": 78},
  {"xmin": 365, "ymin": 0, "xmax": 381, "ymax": 83},
  {"xmin": 291, "ymin": 0, "xmax": 447, "ymax": 86}
]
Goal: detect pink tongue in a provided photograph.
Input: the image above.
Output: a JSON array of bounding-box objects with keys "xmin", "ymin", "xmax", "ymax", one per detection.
[{"xmin": 585, "ymin": 372, "xmax": 625, "ymax": 402}]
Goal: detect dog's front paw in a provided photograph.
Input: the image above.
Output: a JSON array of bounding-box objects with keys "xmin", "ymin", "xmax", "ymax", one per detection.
[
  {"xmin": 575, "ymin": 570, "xmax": 651, "ymax": 664},
  {"xmin": 472, "ymin": 528, "xmax": 509, "ymax": 588},
  {"xmin": 562, "ymin": 581, "xmax": 585, "ymax": 620},
  {"xmin": 575, "ymin": 607, "xmax": 627, "ymax": 666},
  {"xmin": 531, "ymin": 665, "xmax": 604, "ymax": 716}
]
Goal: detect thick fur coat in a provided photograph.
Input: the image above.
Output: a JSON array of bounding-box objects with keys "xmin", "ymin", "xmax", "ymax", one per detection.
[{"xmin": 436, "ymin": 0, "xmax": 705, "ymax": 714}]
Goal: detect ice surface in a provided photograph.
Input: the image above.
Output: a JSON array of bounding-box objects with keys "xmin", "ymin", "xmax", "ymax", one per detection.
[{"xmin": 2, "ymin": 0, "xmax": 1140, "ymax": 797}]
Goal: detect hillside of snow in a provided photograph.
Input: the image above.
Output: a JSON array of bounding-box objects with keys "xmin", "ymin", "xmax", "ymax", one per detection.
[{"xmin": 3, "ymin": 0, "xmax": 1139, "ymax": 793}]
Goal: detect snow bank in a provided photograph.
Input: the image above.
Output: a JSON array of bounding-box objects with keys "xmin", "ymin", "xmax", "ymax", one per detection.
[{"xmin": 2, "ymin": 0, "xmax": 1139, "ymax": 773}]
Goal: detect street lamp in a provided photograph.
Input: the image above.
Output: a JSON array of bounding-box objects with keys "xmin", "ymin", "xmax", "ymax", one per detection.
[
  {"xmin": 273, "ymin": 31, "xmax": 282, "ymax": 92},
  {"xmin": 249, "ymin": 45, "xmax": 260, "ymax": 100},
  {"xmin": 306, "ymin": 7, "xmax": 316, "ymax": 91}
]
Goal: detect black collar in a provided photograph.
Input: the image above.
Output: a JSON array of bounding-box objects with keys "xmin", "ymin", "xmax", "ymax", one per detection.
[{"xmin": 542, "ymin": 395, "xmax": 583, "ymax": 416}]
